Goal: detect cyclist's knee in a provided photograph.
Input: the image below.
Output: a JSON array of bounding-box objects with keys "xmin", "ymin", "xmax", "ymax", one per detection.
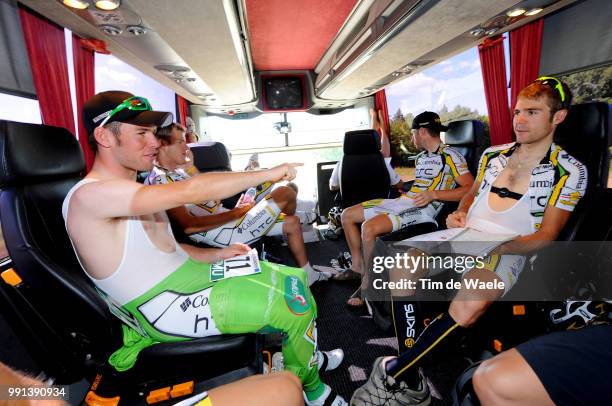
[
  {"xmin": 361, "ymin": 218, "xmax": 386, "ymax": 242},
  {"xmin": 273, "ymin": 371, "xmax": 303, "ymax": 405},
  {"xmin": 473, "ymin": 354, "xmax": 520, "ymax": 404},
  {"xmin": 341, "ymin": 205, "xmax": 361, "ymax": 225},
  {"xmin": 271, "ymin": 186, "xmax": 297, "ymax": 204},
  {"xmin": 449, "ymin": 299, "xmax": 489, "ymax": 327}
]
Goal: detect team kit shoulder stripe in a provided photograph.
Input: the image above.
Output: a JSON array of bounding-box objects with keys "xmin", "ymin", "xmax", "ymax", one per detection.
[
  {"xmin": 548, "ymin": 146, "xmax": 570, "ymax": 206},
  {"xmin": 444, "ymin": 146, "xmax": 469, "ymax": 177},
  {"xmin": 476, "ymin": 145, "xmax": 513, "ymax": 181},
  {"xmin": 444, "ymin": 153, "xmax": 460, "ymax": 178}
]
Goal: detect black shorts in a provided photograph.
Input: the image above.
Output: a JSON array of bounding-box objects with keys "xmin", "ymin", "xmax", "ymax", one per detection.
[{"xmin": 516, "ymin": 325, "xmax": 612, "ymax": 406}]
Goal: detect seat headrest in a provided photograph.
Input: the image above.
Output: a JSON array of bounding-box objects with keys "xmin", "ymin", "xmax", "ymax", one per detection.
[
  {"xmin": 0, "ymin": 120, "xmax": 84, "ymax": 186},
  {"xmin": 555, "ymin": 102, "xmax": 611, "ymax": 158},
  {"xmin": 344, "ymin": 129, "xmax": 381, "ymax": 155},
  {"xmin": 444, "ymin": 120, "xmax": 478, "ymax": 146},
  {"xmin": 190, "ymin": 141, "xmax": 232, "ymax": 171}
]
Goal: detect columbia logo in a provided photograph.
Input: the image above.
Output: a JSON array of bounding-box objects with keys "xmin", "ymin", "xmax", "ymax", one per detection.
[{"xmin": 180, "ymin": 298, "xmax": 192, "ymax": 312}]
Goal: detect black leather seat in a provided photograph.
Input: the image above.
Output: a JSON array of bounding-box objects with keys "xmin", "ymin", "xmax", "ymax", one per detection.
[
  {"xmin": 553, "ymin": 102, "xmax": 611, "ymax": 241},
  {"xmin": 190, "ymin": 141, "xmax": 242, "ymax": 208},
  {"xmin": 444, "ymin": 119, "xmax": 485, "ymax": 175},
  {"xmin": 0, "ymin": 121, "xmax": 257, "ymax": 398},
  {"xmin": 191, "ymin": 141, "xmax": 233, "ymax": 173},
  {"xmin": 339, "ymin": 129, "xmax": 391, "ymax": 208}
]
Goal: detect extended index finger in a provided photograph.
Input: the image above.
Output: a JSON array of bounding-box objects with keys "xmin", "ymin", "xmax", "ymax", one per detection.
[{"xmin": 289, "ymin": 163, "xmax": 304, "ymax": 168}]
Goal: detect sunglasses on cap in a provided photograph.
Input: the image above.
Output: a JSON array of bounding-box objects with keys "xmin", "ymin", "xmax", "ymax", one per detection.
[
  {"xmin": 97, "ymin": 96, "xmax": 152, "ymax": 128},
  {"xmin": 535, "ymin": 76, "xmax": 568, "ymax": 107}
]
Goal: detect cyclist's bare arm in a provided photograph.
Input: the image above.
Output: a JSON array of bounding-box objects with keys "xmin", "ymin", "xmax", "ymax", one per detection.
[
  {"xmin": 71, "ymin": 163, "xmax": 301, "ymax": 219},
  {"xmin": 168, "ymin": 204, "xmax": 253, "ymax": 235}
]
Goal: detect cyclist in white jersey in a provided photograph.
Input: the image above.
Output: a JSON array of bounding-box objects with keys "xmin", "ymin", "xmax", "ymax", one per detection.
[
  {"xmin": 145, "ymin": 124, "xmax": 331, "ymax": 286},
  {"xmin": 340, "ymin": 111, "xmax": 474, "ymax": 305},
  {"xmin": 350, "ymin": 78, "xmax": 587, "ymax": 406}
]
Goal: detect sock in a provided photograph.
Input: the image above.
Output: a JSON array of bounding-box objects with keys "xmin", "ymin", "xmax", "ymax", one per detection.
[
  {"xmin": 304, "ymin": 262, "xmax": 329, "ymax": 286},
  {"xmin": 304, "ymin": 381, "xmax": 326, "ymax": 401},
  {"xmin": 386, "ymin": 312, "xmax": 463, "ymax": 386},
  {"xmin": 392, "ymin": 298, "xmax": 426, "ymax": 355}
]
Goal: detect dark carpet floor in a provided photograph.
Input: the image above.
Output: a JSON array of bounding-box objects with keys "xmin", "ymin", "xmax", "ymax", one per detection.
[{"xmin": 268, "ymin": 237, "xmax": 466, "ymax": 404}]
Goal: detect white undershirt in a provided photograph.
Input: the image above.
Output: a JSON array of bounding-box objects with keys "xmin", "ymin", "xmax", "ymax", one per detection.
[{"xmin": 467, "ymin": 183, "xmax": 533, "ymax": 236}]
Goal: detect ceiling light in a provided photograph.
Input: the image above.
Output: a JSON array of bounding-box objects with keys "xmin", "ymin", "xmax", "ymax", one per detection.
[
  {"xmin": 469, "ymin": 28, "xmax": 485, "ymax": 37},
  {"xmin": 506, "ymin": 8, "xmax": 526, "ymax": 17},
  {"xmin": 95, "ymin": 0, "xmax": 120, "ymax": 11},
  {"xmin": 62, "ymin": 0, "xmax": 89, "ymax": 9},
  {"xmin": 525, "ymin": 8, "xmax": 543, "ymax": 16},
  {"xmin": 391, "ymin": 72, "xmax": 402, "ymax": 77},
  {"xmin": 99, "ymin": 24, "xmax": 122, "ymax": 35},
  {"xmin": 485, "ymin": 27, "xmax": 500, "ymax": 36},
  {"xmin": 126, "ymin": 25, "xmax": 147, "ymax": 36}
]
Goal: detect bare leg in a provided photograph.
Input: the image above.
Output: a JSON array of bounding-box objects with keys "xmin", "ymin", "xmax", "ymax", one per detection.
[
  {"xmin": 361, "ymin": 215, "xmax": 393, "ymax": 276},
  {"xmin": 270, "ymin": 186, "xmax": 297, "ymax": 215},
  {"xmin": 473, "ymin": 349, "xmax": 554, "ymax": 406},
  {"xmin": 209, "ymin": 371, "xmax": 304, "ymax": 406},
  {"xmin": 347, "ymin": 214, "xmax": 393, "ymax": 306},
  {"xmin": 282, "ymin": 215, "xmax": 308, "ymax": 267},
  {"xmin": 370, "ymin": 107, "xmax": 381, "ymax": 132},
  {"xmin": 449, "ymin": 267, "xmax": 504, "ymax": 327},
  {"xmin": 341, "ymin": 205, "xmax": 366, "ymax": 273}
]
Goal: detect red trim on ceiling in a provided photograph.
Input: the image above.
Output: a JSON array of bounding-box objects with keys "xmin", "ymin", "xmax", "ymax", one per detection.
[{"xmin": 245, "ymin": 0, "xmax": 357, "ymax": 71}]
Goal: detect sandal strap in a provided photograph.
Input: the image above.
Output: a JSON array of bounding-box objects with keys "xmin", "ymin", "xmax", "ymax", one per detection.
[{"xmin": 319, "ymin": 351, "xmax": 328, "ymax": 372}]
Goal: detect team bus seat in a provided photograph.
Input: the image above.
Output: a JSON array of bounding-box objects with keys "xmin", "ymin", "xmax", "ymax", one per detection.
[
  {"xmin": 339, "ymin": 129, "xmax": 391, "ymax": 208},
  {"xmin": 445, "ymin": 119, "xmax": 485, "ymax": 175},
  {"xmin": 190, "ymin": 141, "xmax": 242, "ymax": 209},
  {"xmin": 0, "ymin": 121, "xmax": 260, "ymax": 402},
  {"xmin": 553, "ymin": 102, "xmax": 611, "ymax": 241}
]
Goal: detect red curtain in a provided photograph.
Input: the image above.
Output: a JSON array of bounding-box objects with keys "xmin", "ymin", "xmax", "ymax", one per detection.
[
  {"xmin": 374, "ymin": 89, "xmax": 390, "ymax": 139},
  {"xmin": 509, "ymin": 19, "xmax": 544, "ymax": 109},
  {"xmin": 72, "ymin": 34, "xmax": 96, "ymax": 172},
  {"xmin": 18, "ymin": 6, "xmax": 75, "ymax": 134},
  {"xmin": 176, "ymin": 94, "xmax": 189, "ymax": 126},
  {"xmin": 478, "ymin": 36, "xmax": 512, "ymax": 145}
]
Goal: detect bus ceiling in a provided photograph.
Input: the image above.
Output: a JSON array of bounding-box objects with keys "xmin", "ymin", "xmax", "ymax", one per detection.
[{"xmin": 19, "ymin": 0, "xmax": 578, "ymax": 114}]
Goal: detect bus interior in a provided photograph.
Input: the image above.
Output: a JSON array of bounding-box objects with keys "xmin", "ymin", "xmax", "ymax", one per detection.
[{"xmin": 0, "ymin": 0, "xmax": 611, "ymax": 404}]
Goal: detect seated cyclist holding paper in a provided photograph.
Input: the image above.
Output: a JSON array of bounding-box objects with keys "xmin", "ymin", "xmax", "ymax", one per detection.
[
  {"xmin": 351, "ymin": 78, "xmax": 588, "ymax": 405},
  {"xmin": 145, "ymin": 123, "xmax": 331, "ymax": 286},
  {"xmin": 64, "ymin": 91, "xmax": 346, "ymax": 406}
]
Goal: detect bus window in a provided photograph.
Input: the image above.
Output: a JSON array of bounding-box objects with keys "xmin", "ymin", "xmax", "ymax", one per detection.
[
  {"xmin": 202, "ymin": 99, "xmax": 372, "ymax": 199},
  {"xmin": 0, "ymin": 93, "xmax": 41, "ymax": 124},
  {"xmin": 95, "ymin": 54, "xmax": 177, "ymax": 119},
  {"xmin": 386, "ymin": 46, "xmax": 489, "ymax": 181}
]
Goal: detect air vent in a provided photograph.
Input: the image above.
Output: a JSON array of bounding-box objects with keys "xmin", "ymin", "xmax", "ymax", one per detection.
[
  {"xmin": 126, "ymin": 25, "xmax": 147, "ymax": 36},
  {"xmin": 409, "ymin": 59, "xmax": 434, "ymax": 67},
  {"xmin": 154, "ymin": 65, "xmax": 190, "ymax": 75},
  {"xmin": 99, "ymin": 24, "xmax": 122, "ymax": 35}
]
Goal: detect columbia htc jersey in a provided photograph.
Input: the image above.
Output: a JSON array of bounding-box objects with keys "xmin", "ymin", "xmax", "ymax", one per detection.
[
  {"xmin": 362, "ymin": 143, "xmax": 470, "ymax": 231},
  {"xmin": 145, "ymin": 166, "xmax": 283, "ymax": 247}
]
